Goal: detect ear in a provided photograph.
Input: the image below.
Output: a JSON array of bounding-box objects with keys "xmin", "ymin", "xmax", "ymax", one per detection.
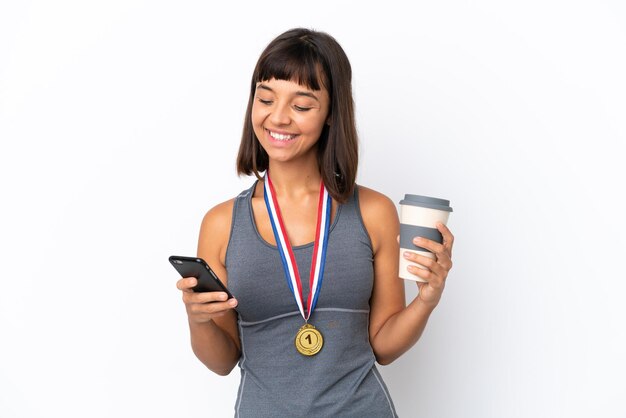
[{"xmin": 325, "ymin": 115, "xmax": 332, "ymax": 126}]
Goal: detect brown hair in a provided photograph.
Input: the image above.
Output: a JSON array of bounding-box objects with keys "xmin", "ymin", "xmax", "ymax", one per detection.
[{"xmin": 236, "ymin": 28, "xmax": 358, "ymax": 203}]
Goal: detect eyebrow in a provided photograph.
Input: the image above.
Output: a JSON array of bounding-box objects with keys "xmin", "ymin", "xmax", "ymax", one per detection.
[{"xmin": 256, "ymin": 83, "xmax": 320, "ymax": 102}]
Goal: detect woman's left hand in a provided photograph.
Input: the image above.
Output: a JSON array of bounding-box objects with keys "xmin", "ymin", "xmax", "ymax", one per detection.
[{"xmin": 403, "ymin": 222, "xmax": 454, "ymax": 308}]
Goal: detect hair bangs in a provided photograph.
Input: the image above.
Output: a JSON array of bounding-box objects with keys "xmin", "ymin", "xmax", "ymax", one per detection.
[{"xmin": 255, "ymin": 43, "xmax": 327, "ymax": 92}]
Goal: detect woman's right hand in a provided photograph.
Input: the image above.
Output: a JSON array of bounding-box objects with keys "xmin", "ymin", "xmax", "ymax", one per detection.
[{"xmin": 176, "ymin": 277, "xmax": 238, "ymax": 324}]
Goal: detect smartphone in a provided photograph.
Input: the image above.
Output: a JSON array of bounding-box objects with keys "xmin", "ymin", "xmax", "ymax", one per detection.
[{"xmin": 169, "ymin": 255, "xmax": 233, "ymax": 298}]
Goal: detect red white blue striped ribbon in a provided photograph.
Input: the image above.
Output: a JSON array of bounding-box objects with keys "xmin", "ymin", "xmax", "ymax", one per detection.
[{"xmin": 263, "ymin": 172, "xmax": 332, "ymax": 321}]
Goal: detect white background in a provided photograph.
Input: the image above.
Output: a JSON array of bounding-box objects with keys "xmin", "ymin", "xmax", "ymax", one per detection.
[{"xmin": 1, "ymin": 1, "xmax": 625, "ymax": 417}]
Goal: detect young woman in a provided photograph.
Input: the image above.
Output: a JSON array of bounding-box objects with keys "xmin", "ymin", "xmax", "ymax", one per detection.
[{"xmin": 176, "ymin": 28, "xmax": 454, "ymax": 417}]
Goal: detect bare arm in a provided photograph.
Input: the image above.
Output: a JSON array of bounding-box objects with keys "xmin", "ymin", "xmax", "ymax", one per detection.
[
  {"xmin": 360, "ymin": 187, "xmax": 454, "ymax": 365},
  {"xmin": 175, "ymin": 200, "xmax": 241, "ymax": 376}
]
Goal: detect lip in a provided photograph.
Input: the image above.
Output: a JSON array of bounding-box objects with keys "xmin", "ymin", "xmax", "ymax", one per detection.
[{"xmin": 265, "ymin": 128, "xmax": 299, "ymax": 144}]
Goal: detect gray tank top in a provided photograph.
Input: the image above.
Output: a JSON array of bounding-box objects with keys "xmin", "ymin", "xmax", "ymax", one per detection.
[{"xmin": 225, "ymin": 181, "xmax": 398, "ymax": 418}]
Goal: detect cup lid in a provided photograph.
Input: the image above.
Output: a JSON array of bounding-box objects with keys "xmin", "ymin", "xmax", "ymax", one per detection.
[{"xmin": 399, "ymin": 194, "xmax": 453, "ymax": 212}]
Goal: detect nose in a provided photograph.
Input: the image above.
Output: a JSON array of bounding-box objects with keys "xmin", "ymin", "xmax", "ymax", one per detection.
[{"xmin": 269, "ymin": 101, "xmax": 291, "ymax": 126}]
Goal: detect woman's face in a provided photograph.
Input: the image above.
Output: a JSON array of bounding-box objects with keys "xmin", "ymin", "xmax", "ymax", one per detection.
[{"xmin": 251, "ymin": 78, "xmax": 330, "ymax": 164}]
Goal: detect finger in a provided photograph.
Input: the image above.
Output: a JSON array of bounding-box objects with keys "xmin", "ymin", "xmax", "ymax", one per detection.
[
  {"xmin": 408, "ymin": 263, "xmax": 446, "ymax": 289},
  {"xmin": 403, "ymin": 251, "xmax": 435, "ymax": 270},
  {"xmin": 194, "ymin": 291, "xmax": 232, "ymax": 304},
  {"xmin": 406, "ymin": 263, "xmax": 432, "ymax": 281},
  {"xmin": 403, "ymin": 250, "xmax": 450, "ymax": 287},
  {"xmin": 189, "ymin": 299, "xmax": 238, "ymax": 315},
  {"xmin": 404, "ymin": 252, "xmax": 446, "ymax": 277},
  {"xmin": 183, "ymin": 290, "xmax": 231, "ymax": 305},
  {"xmin": 436, "ymin": 223, "xmax": 455, "ymax": 251},
  {"xmin": 428, "ymin": 248, "xmax": 453, "ymax": 271},
  {"xmin": 413, "ymin": 236, "xmax": 445, "ymax": 255},
  {"xmin": 437, "ymin": 254, "xmax": 453, "ymax": 271},
  {"xmin": 176, "ymin": 277, "xmax": 197, "ymax": 292}
]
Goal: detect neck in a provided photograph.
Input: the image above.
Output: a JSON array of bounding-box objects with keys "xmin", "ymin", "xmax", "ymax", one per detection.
[{"xmin": 266, "ymin": 160, "xmax": 322, "ymax": 199}]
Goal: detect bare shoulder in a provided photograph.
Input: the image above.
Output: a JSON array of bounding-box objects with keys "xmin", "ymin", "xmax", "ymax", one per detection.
[
  {"xmin": 357, "ymin": 186, "xmax": 400, "ymax": 252},
  {"xmin": 201, "ymin": 198, "xmax": 236, "ymax": 233},
  {"xmin": 357, "ymin": 185, "xmax": 399, "ymax": 223},
  {"xmin": 358, "ymin": 186, "xmax": 396, "ymax": 215},
  {"xmin": 198, "ymin": 198, "xmax": 236, "ymax": 267}
]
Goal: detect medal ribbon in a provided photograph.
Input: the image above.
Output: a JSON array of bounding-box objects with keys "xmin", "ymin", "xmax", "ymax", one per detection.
[{"xmin": 263, "ymin": 172, "xmax": 332, "ymax": 321}]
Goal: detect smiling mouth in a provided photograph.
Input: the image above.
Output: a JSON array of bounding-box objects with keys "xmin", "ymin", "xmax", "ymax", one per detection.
[{"xmin": 267, "ymin": 129, "xmax": 297, "ymax": 142}]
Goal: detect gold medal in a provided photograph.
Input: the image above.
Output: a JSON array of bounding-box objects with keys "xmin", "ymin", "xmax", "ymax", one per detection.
[{"xmin": 295, "ymin": 323, "xmax": 323, "ymax": 356}]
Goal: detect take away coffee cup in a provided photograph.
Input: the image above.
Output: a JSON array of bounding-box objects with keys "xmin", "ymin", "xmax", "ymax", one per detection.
[{"xmin": 399, "ymin": 194, "xmax": 453, "ymax": 282}]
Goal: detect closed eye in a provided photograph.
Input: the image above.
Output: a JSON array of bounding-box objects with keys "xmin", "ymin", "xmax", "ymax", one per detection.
[
  {"xmin": 294, "ymin": 105, "xmax": 312, "ymax": 112},
  {"xmin": 257, "ymin": 98, "xmax": 273, "ymax": 105}
]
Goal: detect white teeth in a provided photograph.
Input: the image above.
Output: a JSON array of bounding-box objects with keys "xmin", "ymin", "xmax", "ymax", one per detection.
[{"xmin": 269, "ymin": 130, "xmax": 296, "ymax": 141}]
